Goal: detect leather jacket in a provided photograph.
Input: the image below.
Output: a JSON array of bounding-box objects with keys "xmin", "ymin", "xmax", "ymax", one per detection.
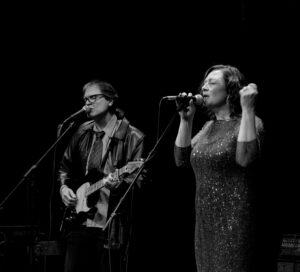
[{"xmin": 59, "ymin": 115, "xmax": 145, "ymax": 249}]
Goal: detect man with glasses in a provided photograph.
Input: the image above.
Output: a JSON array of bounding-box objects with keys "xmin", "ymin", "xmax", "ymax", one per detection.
[{"xmin": 58, "ymin": 80, "xmax": 146, "ymax": 272}]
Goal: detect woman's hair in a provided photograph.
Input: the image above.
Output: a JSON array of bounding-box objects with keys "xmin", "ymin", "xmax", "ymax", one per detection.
[
  {"xmin": 82, "ymin": 80, "xmax": 119, "ymax": 112},
  {"xmin": 198, "ymin": 64, "xmax": 247, "ymax": 118}
]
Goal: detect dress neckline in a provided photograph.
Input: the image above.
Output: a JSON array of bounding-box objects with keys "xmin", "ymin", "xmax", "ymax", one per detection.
[{"xmin": 214, "ymin": 118, "xmax": 236, "ymax": 122}]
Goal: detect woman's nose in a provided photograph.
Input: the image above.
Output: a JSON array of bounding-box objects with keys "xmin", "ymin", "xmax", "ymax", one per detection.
[{"xmin": 201, "ymin": 85, "xmax": 208, "ymax": 95}]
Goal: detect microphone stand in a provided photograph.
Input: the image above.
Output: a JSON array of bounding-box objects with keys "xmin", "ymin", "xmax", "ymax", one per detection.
[
  {"xmin": 0, "ymin": 121, "xmax": 76, "ymax": 211},
  {"xmin": 103, "ymin": 100, "xmax": 187, "ymax": 231},
  {"xmin": 0, "ymin": 120, "xmax": 77, "ymax": 271}
]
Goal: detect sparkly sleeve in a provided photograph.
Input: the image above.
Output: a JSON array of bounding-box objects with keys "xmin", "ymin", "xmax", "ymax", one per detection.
[{"xmin": 174, "ymin": 145, "xmax": 192, "ymax": 168}]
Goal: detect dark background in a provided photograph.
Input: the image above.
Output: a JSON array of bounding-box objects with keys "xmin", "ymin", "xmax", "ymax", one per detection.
[{"xmin": 0, "ymin": 1, "xmax": 298, "ymax": 271}]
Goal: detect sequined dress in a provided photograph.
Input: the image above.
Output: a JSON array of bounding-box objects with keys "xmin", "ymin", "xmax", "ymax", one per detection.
[{"xmin": 175, "ymin": 117, "xmax": 263, "ymax": 272}]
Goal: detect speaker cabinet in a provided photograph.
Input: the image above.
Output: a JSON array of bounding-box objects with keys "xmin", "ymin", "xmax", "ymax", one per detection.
[{"xmin": 277, "ymin": 233, "xmax": 300, "ymax": 272}]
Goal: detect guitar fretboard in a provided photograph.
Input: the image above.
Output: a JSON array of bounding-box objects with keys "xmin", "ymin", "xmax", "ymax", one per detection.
[{"xmin": 84, "ymin": 163, "xmax": 138, "ymax": 197}]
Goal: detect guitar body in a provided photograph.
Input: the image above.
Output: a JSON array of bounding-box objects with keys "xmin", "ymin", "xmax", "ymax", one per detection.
[
  {"xmin": 60, "ymin": 169, "xmax": 103, "ymax": 232},
  {"xmin": 60, "ymin": 160, "xmax": 144, "ymax": 233},
  {"xmin": 75, "ymin": 182, "xmax": 92, "ymax": 213}
]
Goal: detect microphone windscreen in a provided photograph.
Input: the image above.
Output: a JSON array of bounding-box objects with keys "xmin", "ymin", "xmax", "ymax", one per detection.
[{"xmin": 194, "ymin": 94, "xmax": 203, "ymax": 106}]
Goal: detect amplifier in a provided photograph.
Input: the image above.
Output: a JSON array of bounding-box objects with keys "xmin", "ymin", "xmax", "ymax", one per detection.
[
  {"xmin": 278, "ymin": 233, "xmax": 300, "ymax": 272},
  {"xmin": 279, "ymin": 233, "xmax": 300, "ymax": 257},
  {"xmin": 34, "ymin": 240, "xmax": 63, "ymax": 256}
]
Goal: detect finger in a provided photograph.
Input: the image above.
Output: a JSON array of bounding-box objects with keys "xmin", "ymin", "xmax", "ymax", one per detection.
[
  {"xmin": 239, "ymin": 85, "xmax": 257, "ymax": 95},
  {"xmin": 239, "ymin": 87, "xmax": 245, "ymax": 95},
  {"xmin": 68, "ymin": 190, "xmax": 77, "ymax": 198},
  {"xmin": 248, "ymin": 83, "xmax": 257, "ymax": 90},
  {"xmin": 69, "ymin": 199, "xmax": 77, "ymax": 205},
  {"xmin": 63, "ymin": 197, "xmax": 69, "ymax": 206}
]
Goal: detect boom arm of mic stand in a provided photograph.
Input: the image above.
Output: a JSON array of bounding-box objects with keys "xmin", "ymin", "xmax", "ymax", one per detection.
[
  {"xmin": 103, "ymin": 111, "xmax": 179, "ymax": 230},
  {"xmin": 0, "ymin": 121, "xmax": 76, "ymax": 210}
]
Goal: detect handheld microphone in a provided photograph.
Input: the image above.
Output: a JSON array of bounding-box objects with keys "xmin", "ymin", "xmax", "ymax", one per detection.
[
  {"xmin": 163, "ymin": 94, "xmax": 203, "ymax": 106},
  {"xmin": 62, "ymin": 106, "xmax": 88, "ymax": 124}
]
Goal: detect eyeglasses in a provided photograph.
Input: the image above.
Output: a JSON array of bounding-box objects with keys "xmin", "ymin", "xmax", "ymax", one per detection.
[{"xmin": 84, "ymin": 94, "xmax": 106, "ymax": 103}]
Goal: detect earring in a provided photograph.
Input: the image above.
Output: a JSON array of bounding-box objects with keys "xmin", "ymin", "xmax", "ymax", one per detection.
[{"xmin": 226, "ymin": 96, "xmax": 230, "ymax": 104}]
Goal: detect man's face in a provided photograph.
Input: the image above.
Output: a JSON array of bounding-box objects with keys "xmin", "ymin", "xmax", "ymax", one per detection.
[{"xmin": 83, "ymin": 85, "xmax": 112, "ymax": 119}]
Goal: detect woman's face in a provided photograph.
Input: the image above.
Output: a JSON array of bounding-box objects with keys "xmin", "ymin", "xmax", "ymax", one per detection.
[{"xmin": 201, "ymin": 69, "xmax": 228, "ymax": 109}]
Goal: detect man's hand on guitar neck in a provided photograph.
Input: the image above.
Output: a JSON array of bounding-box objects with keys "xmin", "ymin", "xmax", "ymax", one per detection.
[{"xmin": 103, "ymin": 172, "xmax": 121, "ymax": 190}]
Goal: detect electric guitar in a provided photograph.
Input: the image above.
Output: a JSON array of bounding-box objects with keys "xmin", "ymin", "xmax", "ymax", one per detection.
[{"xmin": 60, "ymin": 160, "xmax": 144, "ymax": 232}]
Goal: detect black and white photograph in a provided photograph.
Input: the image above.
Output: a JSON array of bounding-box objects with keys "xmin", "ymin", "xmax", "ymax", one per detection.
[{"xmin": 0, "ymin": 1, "xmax": 298, "ymax": 272}]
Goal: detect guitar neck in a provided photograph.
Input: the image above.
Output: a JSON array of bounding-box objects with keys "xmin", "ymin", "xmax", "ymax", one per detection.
[
  {"xmin": 85, "ymin": 179, "xmax": 106, "ymax": 197},
  {"xmin": 84, "ymin": 161, "xmax": 142, "ymax": 197},
  {"xmin": 85, "ymin": 167, "xmax": 127, "ymax": 197}
]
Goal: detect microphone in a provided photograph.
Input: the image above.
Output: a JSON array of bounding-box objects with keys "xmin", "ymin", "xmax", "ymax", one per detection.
[
  {"xmin": 62, "ymin": 106, "xmax": 88, "ymax": 124},
  {"xmin": 163, "ymin": 94, "xmax": 203, "ymax": 106}
]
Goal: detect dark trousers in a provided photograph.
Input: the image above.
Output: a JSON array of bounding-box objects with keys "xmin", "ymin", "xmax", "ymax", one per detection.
[{"xmin": 63, "ymin": 227, "xmax": 122, "ymax": 272}]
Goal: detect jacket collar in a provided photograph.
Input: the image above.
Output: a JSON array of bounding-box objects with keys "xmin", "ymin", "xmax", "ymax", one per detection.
[{"xmin": 81, "ymin": 116, "xmax": 129, "ymax": 141}]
